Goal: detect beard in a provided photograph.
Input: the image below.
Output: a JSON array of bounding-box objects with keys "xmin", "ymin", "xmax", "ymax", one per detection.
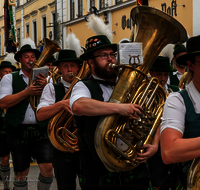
[{"xmin": 93, "ymin": 59, "xmax": 118, "ymax": 80}]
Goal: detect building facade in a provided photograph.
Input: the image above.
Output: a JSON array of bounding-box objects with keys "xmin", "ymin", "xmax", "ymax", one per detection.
[{"xmin": 0, "ymin": 0, "xmax": 199, "ymax": 62}]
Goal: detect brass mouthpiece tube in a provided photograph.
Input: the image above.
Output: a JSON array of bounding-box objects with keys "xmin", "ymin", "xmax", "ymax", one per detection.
[{"xmin": 67, "ymin": 72, "xmax": 81, "ymax": 80}]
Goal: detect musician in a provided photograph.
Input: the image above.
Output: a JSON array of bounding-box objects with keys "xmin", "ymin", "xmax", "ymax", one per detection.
[
  {"xmin": 70, "ymin": 35, "xmax": 159, "ymax": 190},
  {"xmin": 0, "ymin": 61, "xmax": 16, "ymax": 190},
  {"xmin": 148, "ymin": 56, "xmax": 179, "ymax": 190},
  {"xmin": 0, "ymin": 44, "xmax": 53, "ymax": 190},
  {"xmin": 36, "ymin": 49, "xmax": 81, "ymax": 190},
  {"xmin": 149, "ymin": 56, "xmax": 180, "ymax": 93},
  {"xmin": 167, "ymin": 44, "xmax": 187, "ymax": 86},
  {"xmin": 160, "ymin": 35, "xmax": 200, "ymax": 189},
  {"xmin": 44, "ymin": 55, "xmax": 55, "ymax": 73}
]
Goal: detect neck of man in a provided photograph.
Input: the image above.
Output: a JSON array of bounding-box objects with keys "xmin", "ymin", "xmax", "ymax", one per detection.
[
  {"xmin": 21, "ymin": 68, "xmax": 31, "ymax": 77},
  {"xmin": 193, "ymin": 78, "xmax": 200, "ymax": 94}
]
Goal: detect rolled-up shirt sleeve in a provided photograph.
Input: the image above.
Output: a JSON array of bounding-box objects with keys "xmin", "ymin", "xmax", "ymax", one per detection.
[
  {"xmin": 0, "ymin": 74, "xmax": 13, "ymax": 99},
  {"xmin": 160, "ymin": 92, "xmax": 186, "ymax": 134},
  {"xmin": 37, "ymin": 83, "xmax": 56, "ymax": 111},
  {"xmin": 70, "ymin": 81, "xmax": 91, "ymax": 112}
]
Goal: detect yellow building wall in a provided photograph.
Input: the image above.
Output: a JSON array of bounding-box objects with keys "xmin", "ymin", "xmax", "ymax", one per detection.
[
  {"xmin": 112, "ymin": 5, "xmax": 136, "ymax": 43},
  {"xmin": 149, "ymin": 0, "xmax": 193, "ymax": 37}
]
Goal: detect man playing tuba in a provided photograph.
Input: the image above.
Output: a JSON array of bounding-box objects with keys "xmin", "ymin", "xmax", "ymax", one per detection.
[
  {"xmin": 36, "ymin": 49, "xmax": 82, "ymax": 190},
  {"xmin": 70, "ymin": 35, "xmax": 159, "ymax": 190},
  {"xmin": 0, "ymin": 44, "xmax": 53, "ymax": 190}
]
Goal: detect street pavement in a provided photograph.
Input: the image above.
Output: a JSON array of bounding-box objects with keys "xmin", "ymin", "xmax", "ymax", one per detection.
[{"xmin": 0, "ymin": 161, "xmax": 81, "ymax": 190}]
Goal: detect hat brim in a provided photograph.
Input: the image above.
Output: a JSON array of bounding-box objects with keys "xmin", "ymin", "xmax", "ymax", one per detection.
[
  {"xmin": 176, "ymin": 52, "xmax": 200, "ymax": 66},
  {"xmin": 0, "ymin": 65, "xmax": 16, "ymax": 71},
  {"xmin": 15, "ymin": 49, "xmax": 41, "ymax": 62},
  {"xmin": 53, "ymin": 58, "xmax": 83, "ymax": 66},
  {"xmin": 80, "ymin": 44, "xmax": 118, "ymax": 60}
]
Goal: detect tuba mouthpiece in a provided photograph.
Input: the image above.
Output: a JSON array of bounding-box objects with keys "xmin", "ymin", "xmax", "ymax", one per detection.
[
  {"xmin": 29, "ymin": 61, "xmax": 34, "ymax": 65},
  {"xmin": 108, "ymin": 63, "xmax": 117, "ymax": 69}
]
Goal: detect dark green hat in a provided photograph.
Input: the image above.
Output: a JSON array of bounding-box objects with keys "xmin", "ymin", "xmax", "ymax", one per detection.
[
  {"xmin": 53, "ymin": 49, "xmax": 83, "ymax": 66},
  {"xmin": 173, "ymin": 44, "xmax": 186, "ymax": 57},
  {"xmin": 15, "ymin": 44, "xmax": 41, "ymax": 62},
  {"xmin": 150, "ymin": 56, "xmax": 177, "ymax": 72},
  {"xmin": 80, "ymin": 35, "xmax": 117, "ymax": 60},
  {"xmin": 0, "ymin": 61, "xmax": 16, "ymax": 71},
  {"xmin": 176, "ymin": 35, "xmax": 200, "ymax": 65},
  {"xmin": 45, "ymin": 55, "xmax": 56, "ymax": 63}
]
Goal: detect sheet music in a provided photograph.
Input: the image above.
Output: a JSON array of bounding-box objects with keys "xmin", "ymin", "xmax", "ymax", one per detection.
[
  {"xmin": 32, "ymin": 66, "xmax": 49, "ymax": 80},
  {"xmin": 118, "ymin": 43, "xmax": 143, "ymax": 65}
]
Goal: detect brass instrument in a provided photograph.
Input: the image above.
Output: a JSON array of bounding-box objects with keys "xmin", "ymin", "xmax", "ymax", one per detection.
[
  {"xmin": 29, "ymin": 38, "xmax": 61, "ymax": 111},
  {"xmin": 48, "ymin": 67, "xmax": 61, "ymax": 84},
  {"xmin": 94, "ymin": 6, "xmax": 187, "ymax": 172},
  {"xmin": 48, "ymin": 61, "xmax": 91, "ymax": 153},
  {"xmin": 178, "ymin": 72, "xmax": 188, "ymax": 89}
]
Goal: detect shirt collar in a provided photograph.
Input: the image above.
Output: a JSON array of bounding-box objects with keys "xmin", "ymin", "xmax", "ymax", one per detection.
[
  {"xmin": 61, "ymin": 78, "xmax": 71, "ymax": 88},
  {"xmin": 19, "ymin": 69, "xmax": 29, "ymax": 78}
]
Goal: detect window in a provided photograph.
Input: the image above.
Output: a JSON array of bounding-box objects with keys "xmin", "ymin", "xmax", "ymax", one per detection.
[
  {"xmin": 26, "ymin": 24, "xmax": 29, "ymax": 37},
  {"xmin": 17, "ymin": 28, "xmax": 21, "ymax": 48},
  {"xmin": 70, "ymin": 0, "xmax": 75, "ymax": 19},
  {"xmin": 16, "ymin": 0, "xmax": 20, "ymax": 7},
  {"xmin": 42, "ymin": 16, "xmax": 47, "ymax": 39},
  {"xmin": 0, "ymin": 35, "xmax": 1, "ymax": 56},
  {"xmin": 90, "ymin": 0, "xmax": 95, "ymax": 8},
  {"xmin": 52, "ymin": 13, "xmax": 56, "ymax": 40},
  {"xmin": 100, "ymin": 0, "xmax": 105, "ymax": 9},
  {"xmin": 116, "ymin": 0, "xmax": 123, "ymax": 4},
  {"xmin": 78, "ymin": 0, "xmax": 83, "ymax": 17},
  {"xmin": 33, "ymin": 21, "xmax": 37, "ymax": 46}
]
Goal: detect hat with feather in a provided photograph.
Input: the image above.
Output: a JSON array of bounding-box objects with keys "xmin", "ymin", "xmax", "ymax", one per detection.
[
  {"xmin": 53, "ymin": 29, "xmax": 83, "ymax": 66},
  {"xmin": 14, "ymin": 38, "xmax": 41, "ymax": 62},
  {"xmin": 1, "ymin": 53, "xmax": 17, "ymax": 71},
  {"xmin": 80, "ymin": 14, "xmax": 117, "ymax": 60}
]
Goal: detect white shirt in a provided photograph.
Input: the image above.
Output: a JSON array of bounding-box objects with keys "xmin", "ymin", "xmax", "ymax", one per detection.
[
  {"xmin": 167, "ymin": 71, "xmax": 183, "ymax": 85},
  {"xmin": 70, "ymin": 75, "xmax": 130, "ymax": 151},
  {"xmin": 0, "ymin": 70, "xmax": 38, "ymax": 124},
  {"xmin": 37, "ymin": 78, "xmax": 70, "ymax": 111},
  {"xmin": 160, "ymin": 81, "xmax": 200, "ymax": 134},
  {"xmin": 70, "ymin": 75, "xmax": 114, "ymax": 110}
]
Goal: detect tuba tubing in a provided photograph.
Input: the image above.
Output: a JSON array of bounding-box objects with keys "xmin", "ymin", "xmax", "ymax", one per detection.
[{"xmin": 94, "ymin": 6, "xmax": 188, "ymax": 172}]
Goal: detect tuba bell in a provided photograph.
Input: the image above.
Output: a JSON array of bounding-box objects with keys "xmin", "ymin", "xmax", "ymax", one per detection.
[
  {"xmin": 94, "ymin": 6, "xmax": 187, "ymax": 172},
  {"xmin": 28, "ymin": 38, "xmax": 61, "ymax": 111},
  {"xmin": 48, "ymin": 61, "xmax": 91, "ymax": 153}
]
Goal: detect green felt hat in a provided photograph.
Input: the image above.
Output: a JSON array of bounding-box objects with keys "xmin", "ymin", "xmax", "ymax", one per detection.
[
  {"xmin": 53, "ymin": 50, "xmax": 83, "ymax": 66},
  {"xmin": 45, "ymin": 55, "xmax": 56, "ymax": 63},
  {"xmin": 173, "ymin": 44, "xmax": 186, "ymax": 57},
  {"xmin": 80, "ymin": 35, "xmax": 117, "ymax": 60},
  {"xmin": 15, "ymin": 44, "xmax": 41, "ymax": 62},
  {"xmin": 176, "ymin": 35, "xmax": 200, "ymax": 65},
  {"xmin": 150, "ymin": 56, "xmax": 177, "ymax": 72},
  {"xmin": 0, "ymin": 61, "xmax": 16, "ymax": 71}
]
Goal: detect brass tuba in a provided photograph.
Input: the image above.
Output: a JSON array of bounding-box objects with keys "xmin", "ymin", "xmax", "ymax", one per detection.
[
  {"xmin": 29, "ymin": 38, "xmax": 61, "ymax": 111},
  {"xmin": 94, "ymin": 6, "xmax": 187, "ymax": 172},
  {"xmin": 48, "ymin": 61, "xmax": 91, "ymax": 153}
]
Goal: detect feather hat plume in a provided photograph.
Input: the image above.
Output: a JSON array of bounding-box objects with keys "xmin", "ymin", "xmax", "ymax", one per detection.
[
  {"xmin": 66, "ymin": 28, "xmax": 82, "ymax": 57},
  {"xmin": 87, "ymin": 14, "xmax": 113, "ymax": 43},
  {"xmin": 161, "ymin": 44, "xmax": 174, "ymax": 62},
  {"xmin": 22, "ymin": 37, "xmax": 36, "ymax": 49},
  {"xmin": 4, "ymin": 53, "xmax": 16, "ymax": 66}
]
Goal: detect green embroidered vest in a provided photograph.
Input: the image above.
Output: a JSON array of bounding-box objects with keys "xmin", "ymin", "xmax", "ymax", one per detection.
[
  {"xmin": 167, "ymin": 84, "xmax": 180, "ymax": 92},
  {"xmin": 4, "ymin": 72, "xmax": 29, "ymax": 127},
  {"xmin": 169, "ymin": 72, "xmax": 180, "ymax": 86},
  {"xmin": 37, "ymin": 83, "xmax": 66, "ymax": 129}
]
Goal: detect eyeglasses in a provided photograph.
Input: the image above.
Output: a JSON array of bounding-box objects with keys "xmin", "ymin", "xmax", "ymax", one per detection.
[{"xmin": 93, "ymin": 53, "xmax": 117, "ymax": 60}]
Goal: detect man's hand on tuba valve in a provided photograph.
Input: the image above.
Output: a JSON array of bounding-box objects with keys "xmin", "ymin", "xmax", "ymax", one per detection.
[{"xmin": 116, "ymin": 103, "xmax": 142, "ymax": 120}]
